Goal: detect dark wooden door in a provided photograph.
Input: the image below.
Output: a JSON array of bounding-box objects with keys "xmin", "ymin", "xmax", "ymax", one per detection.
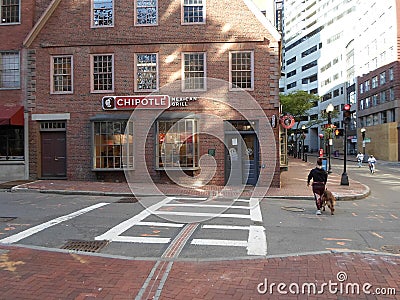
[{"xmin": 41, "ymin": 131, "xmax": 66, "ymax": 177}]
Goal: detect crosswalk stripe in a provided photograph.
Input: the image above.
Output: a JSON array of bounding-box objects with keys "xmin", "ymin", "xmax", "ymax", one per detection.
[{"xmin": 191, "ymin": 239, "xmax": 248, "ymax": 247}]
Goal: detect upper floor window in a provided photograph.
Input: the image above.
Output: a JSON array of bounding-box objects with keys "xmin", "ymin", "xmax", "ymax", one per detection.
[
  {"xmin": 359, "ymin": 83, "xmax": 363, "ymax": 94},
  {"xmin": 51, "ymin": 56, "xmax": 73, "ymax": 94},
  {"xmin": 0, "ymin": 51, "xmax": 19, "ymax": 89},
  {"xmin": 229, "ymin": 51, "xmax": 254, "ymax": 91},
  {"xmin": 182, "ymin": 52, "xmax": 206, "ymax": 91},
  {"xmin": 92, "ymin": 0, "xmax": 113, "ymax": 27},
  {"xmin": 365, "ymin": 80, "xmax": 370, "ymax": 92},
  {"xmin": 389, "ymin": 67, "xmax": 394, "ymax": 81},
  {"xmin": 182, "ymin": 0, "xmax": 205, "ymax": 24},
  {"xmin": 134, "ymin": 53, "xmax": 158, "ymax": 91},
  {"xmin": 371, "ymin": 76, "xmax": 378, "ymax": 88},
  {"xmin": 91, "ymin": 54, "xmax": 114, "ymax": 92},
  {"xmin": 135, "ymin": 0, "xmax": 157, "ymax": 25},
  {"xmin": 0, "ymin": 0, "xmax": 19, "ymax": 24},
  {"xmin": 380, "ymin": 72, "xmax": 386, "ymax": 85}
]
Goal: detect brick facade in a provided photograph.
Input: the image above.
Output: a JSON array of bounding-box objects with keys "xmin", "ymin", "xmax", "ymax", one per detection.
[{"xmin": 26, "ymin": 0, "xmax": 282, "ymax": 187}]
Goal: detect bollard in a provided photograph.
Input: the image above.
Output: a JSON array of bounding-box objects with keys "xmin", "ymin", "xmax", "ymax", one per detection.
[{"xmin": 305, "ymin": 154, "xmax": 307, "ymax": 162}]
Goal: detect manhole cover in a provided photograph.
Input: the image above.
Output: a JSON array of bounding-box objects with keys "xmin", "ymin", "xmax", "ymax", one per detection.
[
  {"xmin": 281, "ymin": 206, "xmax": 305, "ymax": 212},
  {"xmin": 0, "ymin": 217, "xmax": 17, "ymax": 222},
  {"xmin": 115, "ymin": 197, "xmax": 138, "ymax": 203},
  {"xmin": 61, "ymin": 240, "xmax": 109, "ymax": 252},
  {"xmin": 381, "ymin": 245, "xmax": 400, "ymax": 254}
]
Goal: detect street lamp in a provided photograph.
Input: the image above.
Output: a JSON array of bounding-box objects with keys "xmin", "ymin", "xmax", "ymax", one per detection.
[
  {"xmin": 326, "ymin": 103, "xmax": 334, "ymax": 173},
  {"xmin": 340, "ymin": 104, "xmax": 352, "ymax": 186},
  {"xmin": 361, "ymin": 127, "xmax": 366, "ymax": 162}
]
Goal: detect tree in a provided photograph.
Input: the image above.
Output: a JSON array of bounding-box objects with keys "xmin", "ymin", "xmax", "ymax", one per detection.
[{"xmin": 280, "ymin": 90, "xmax": 320, "ymax": 157}]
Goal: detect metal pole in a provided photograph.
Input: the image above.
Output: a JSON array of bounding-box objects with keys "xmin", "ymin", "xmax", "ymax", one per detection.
[{"xmin": 341, "ymin": 122, "xmax": 349, "ymax": 185}]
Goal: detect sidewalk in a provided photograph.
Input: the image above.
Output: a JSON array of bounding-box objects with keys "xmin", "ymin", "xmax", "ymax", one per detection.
[{"xmin": 9, "ymin": 158, "xmax": 370, "ymax": 200}]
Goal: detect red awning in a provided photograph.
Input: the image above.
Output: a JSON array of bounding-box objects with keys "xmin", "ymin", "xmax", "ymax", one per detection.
[{"xmin": 0, "ymin": 105, "xmax": 24, "ymax": 126}]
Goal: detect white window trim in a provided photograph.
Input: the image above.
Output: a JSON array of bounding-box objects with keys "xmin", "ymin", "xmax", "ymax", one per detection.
[
  {"xmin": 50, "ymin": 55, "xmax": 74, "ymax": 94},
  {"xmin": 0, "ymin": 51, "xmax": 20, "ymax": 90},
  {"xmin": 91, "ymin": 0, "xmax": 114, "ymax": 28},
  {"xmin": 181, "ymin": 52, "xmax": 207, "ymax": 92},
  {"xmin": 0, "ymin": 0, "xmax": 21, "ymax": 25},
  {"xmin": 229, "ymin": 50, "xmax": 254, "ymax": 91},
  {"xmin": 181, "ymin": 0, "xmax": 206, "ymax": 25},
  {"xmin": 134, "ymin": 53, "xmax": 159, "ymax": 92},
  {"xmin": 134, "ymin": 0, "xmax": 158, "ymax": 26},
  {"xmin": 90, "ymin": 53, "xmax": 114, "ymax": 93}
]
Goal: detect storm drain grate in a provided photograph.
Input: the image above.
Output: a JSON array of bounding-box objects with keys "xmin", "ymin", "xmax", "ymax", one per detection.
[
  {"xmin": 61, "ymin": 240, "xmax": 109, "ymax": 252},
  {"xmin": 381, "ymin": 245, "xmax": 400, "ymax": 254},
  {"xmin": 115, "ymin": 197, "xmax": 138, "ymax": 203},
  {"xmin": 0, "ymin": 217, "xmax": 17, "ymax": 222}
]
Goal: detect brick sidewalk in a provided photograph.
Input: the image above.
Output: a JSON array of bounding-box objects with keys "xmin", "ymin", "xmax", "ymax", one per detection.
[
  {"xmin": 11, "ymin": 158, "xmax": 370, "ymax": 200},
  {"xmin": 0, "ymin": 245, "xmax": 399, "ymax": 299}
]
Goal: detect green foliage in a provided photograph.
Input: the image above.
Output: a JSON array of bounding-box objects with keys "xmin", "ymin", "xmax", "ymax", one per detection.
[{"xmin": 279, "ymin": 90, "xmax": 319, "ymax": 121}]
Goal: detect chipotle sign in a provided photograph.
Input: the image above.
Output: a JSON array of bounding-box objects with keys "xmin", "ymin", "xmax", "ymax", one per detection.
[{"xmin": 102, "ymin": 95, "xmax": 170, "ymax": 110}]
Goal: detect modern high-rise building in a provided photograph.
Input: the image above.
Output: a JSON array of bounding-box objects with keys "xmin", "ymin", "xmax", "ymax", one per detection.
[{"xmin": 281, "ymin": 0, "xmax": 400, "ymax": 161}]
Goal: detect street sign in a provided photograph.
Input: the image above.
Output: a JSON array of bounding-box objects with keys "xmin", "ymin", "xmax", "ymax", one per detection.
[{"xmin": 364, "ymin": 138, "xmax": 371, "ymax": 143}]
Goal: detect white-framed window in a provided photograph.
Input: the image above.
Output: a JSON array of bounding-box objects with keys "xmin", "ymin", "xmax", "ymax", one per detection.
[
  {"xmin": 0, "ymin": 51, "xmax": 19, "ymax": 89},
  {"xmin": 389, "ymin": 67, "xmax": 394, "ymax": 81},
  {"xmin": 229, "ymin": 51, "xmax": 254, "ymax": 91},
  {"xmin": 359, "ymin": 83, "xmax": 364, "ymax": 94},
  {"xmin": 156, "ymin": 119, "xmax": 199, "ymax": 169},
  {"xmin": 134, "ymin": 53, "xmax": 158, "ymax": 91},
  {"xmin": 371, "ymin": 76, "xmax": 378, "ymax": 88},
  {"xmin": 0, "ymin": 0, "xmax": 19, "ymax": 24},
  {"xmin": 365, "ymin": 80, "xmax": 370, "ymax": 92},
  {"xmin": 390, "ymin": 87, "xmax": 395, "ymax": 101},
  {"xmin": 380, "ymin": 71, "xmax": 386, "ymax": 85},
  {"xmin": 92, "ymin": 120, "xmax": 134, "ymax": 170},
  {"xmin": 182, "ymin": 0, "xmax": 205, "ymax": 24},
  {"xmin": 91, "ymin": 54, "xmax": 114, "ymax": 93},
  {"xmin": 182, "ymin": 52, "xmax": 206, "ymax": 91},
  {"xmin": 92, "ymin": 0, "xmax": 113, "ymax": 27},
  {"xmin": 135, "ymin": 0, "xmax": 157, "ymax": 25},
  {"xmin": 372, "ymin": 94, "xmax": 378, "ymax": 106},
  {"xmin": 380, "ymin": 91, "xmax": 386, "ymax": 103},
  {"xmin": 51, "ymin": 55, "xmax": 73, "ymax": 94}
]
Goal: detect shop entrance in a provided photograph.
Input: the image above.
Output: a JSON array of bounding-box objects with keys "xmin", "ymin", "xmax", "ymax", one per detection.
[
  {"xmin": 40, "ymin": 123, "xmax": 67, "ymax": 178},
  {"xmin": 224, "ymin": 121, "xmax": 259, "ymax": 186}
]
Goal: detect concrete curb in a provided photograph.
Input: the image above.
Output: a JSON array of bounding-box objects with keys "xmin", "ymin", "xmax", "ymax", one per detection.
[{"xmin": 11, "ymin": 185, "xmax": 371, "ymax": 201}]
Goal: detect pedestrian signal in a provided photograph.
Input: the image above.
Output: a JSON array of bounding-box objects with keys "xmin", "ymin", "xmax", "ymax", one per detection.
[{"xmin": 334, "ymin": 128, "xmax": 344, "ymax": 136}]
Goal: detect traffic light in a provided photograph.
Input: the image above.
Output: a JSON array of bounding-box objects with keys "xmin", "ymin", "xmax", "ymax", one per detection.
[
  {"xmin": 342, "ymin": 104, "xmax": 355, "ymax": 124},
  {"xmin": 334, "ymin": 128, "xmax": 344, "ymax": 136}
]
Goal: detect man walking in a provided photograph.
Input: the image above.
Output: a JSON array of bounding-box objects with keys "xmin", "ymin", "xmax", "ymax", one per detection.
[{"xmin": 307, "ymin": 158, "xmax": 328, "ymax": 215}]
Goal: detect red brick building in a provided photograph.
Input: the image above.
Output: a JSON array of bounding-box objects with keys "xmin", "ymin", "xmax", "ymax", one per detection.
[
  {"xmin": 24, "ymin": 0, "xmax": 281, "ymax": 188},
  {"xmin": 0, "ymin": 0, "xmax": 36, "ymax": 181}
]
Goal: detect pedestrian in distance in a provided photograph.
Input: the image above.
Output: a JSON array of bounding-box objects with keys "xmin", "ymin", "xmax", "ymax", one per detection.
[
  {"xmin": 368, "ymin": 154, "xmax": 377, "ymax": 174},
  {"xmin": 307, "ymin": 158, "xmax": 328, "ymax": 215},
  {"xmin": 356, "ymin": 152, "xmax": 364, "ymax": 167}
]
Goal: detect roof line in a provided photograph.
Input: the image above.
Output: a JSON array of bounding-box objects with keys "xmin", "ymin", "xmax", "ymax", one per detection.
[
  {"xmin": 23, "ymin": 0, "xmax": 62, "ymax": 48},
  {"xmin": 243, "ymin": 0, "xmax": 281, "ymax": 42}
]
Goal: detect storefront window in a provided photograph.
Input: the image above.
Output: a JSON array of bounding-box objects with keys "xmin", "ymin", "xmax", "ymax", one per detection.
[
  {"xmin": 92, "ymin": 120, "xmax": 133, "ymax": 169},
  {"xmin": 157, "ymin": 119, "xmax": 198, "ymax": 169},
  {"xmin": 0, "ymin": 126, "xmax": 24, "ymax": 160}
]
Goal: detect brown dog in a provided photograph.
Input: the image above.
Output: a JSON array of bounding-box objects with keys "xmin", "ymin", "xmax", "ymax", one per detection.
[{"xmin": 321, "ymin": 189, "xmax": 336, "ymax": 215}]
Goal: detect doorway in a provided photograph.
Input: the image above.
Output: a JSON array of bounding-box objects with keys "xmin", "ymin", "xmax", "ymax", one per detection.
[
  {"xmin": 224, "ymin": 121, "xmax": 259, "ymax": 186},
  {"xmin": 40, "ymin": 131, "xmax": 66, "ymax": 178}
]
